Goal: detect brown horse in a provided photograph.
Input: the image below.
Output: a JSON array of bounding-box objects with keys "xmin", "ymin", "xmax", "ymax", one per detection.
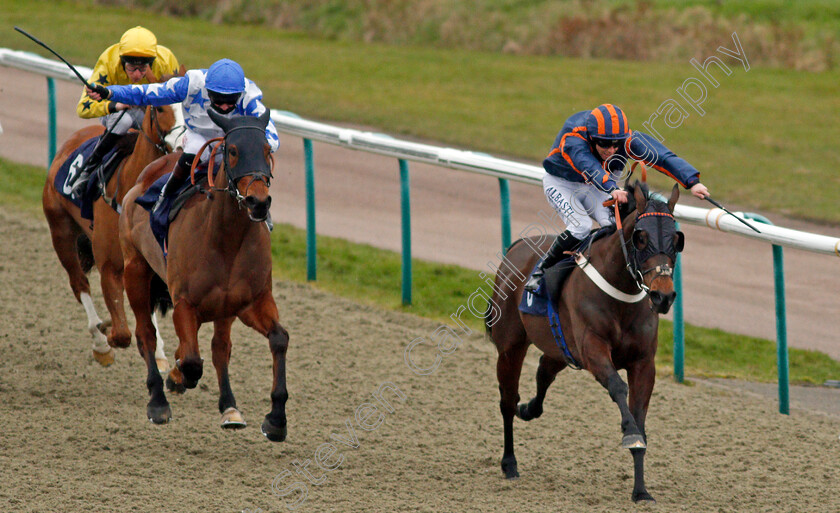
[
  {"xmin": 486, "ymin": 181, "xmax": 684, "ymax": 502},
  {"xmin": 42, "ymin": 103, "xmax": 183, "ymax": 368},
  {"xmin": 120, "ymin": 109, "xmax": 289, "ymax": 440}
]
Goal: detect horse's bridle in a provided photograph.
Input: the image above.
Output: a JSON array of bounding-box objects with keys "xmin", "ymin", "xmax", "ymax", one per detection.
[
  {"xmin": 190, "ymin": 125, "xmax": 274, "ymax": 210},
  {"xmin": 137, "ymin": 106, "xmax": 178, "ymax": 155},
  {"xmin": 614, "ymin": 202, "xmax": 677, "ymax": 295}
]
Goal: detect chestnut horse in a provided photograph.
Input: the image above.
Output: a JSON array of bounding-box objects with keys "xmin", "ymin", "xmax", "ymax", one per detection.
[
  {"xmin": 42, "ymin": 104, "xmax": 183, "ymax": 368},
  {"xmin": 120, "ymin": 110, "xmax": 289, "ymax": 440},
  {"xmin": 486, "ymin": 182, "xmax": 684, "ymax": 502}
]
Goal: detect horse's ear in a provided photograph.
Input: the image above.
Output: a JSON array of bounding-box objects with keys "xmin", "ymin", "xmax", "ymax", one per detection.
[
  {"xmin": 633, "ymin": 179, "xmax": 647, "ymax": 213},
  {"xmin": 674, "ymin": 231, "xmax": 685, "ymax": 253},
  {"xmin": 258, "ymin": 109, "xmax": 271, "ymax": 129},
  {"xmin": 668, "ymin": 183, "xmax": 680, "ymax": 213},
  {"xmin": 208, "ymin": 108, "xmax": 231, "ymax": 132},
  {"xmin": 144, "ymin": 67, "xmax": 158, "ymax": 83}
]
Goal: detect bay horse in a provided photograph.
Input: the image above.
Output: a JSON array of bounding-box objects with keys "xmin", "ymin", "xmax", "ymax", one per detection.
[
  {"xmin": 486, "ymin": 181, "xmax": 684, "ymax": 502},
  {"xmin": 120, "ymin": 109, "xmax": 289, "ymax": 440},
  {"xmin": 42, "ymin": 103, "xmax": 183, "ymax": 368}
]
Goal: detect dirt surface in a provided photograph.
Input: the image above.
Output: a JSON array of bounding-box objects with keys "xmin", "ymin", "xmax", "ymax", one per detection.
[
  {"xmin": 1, "ymin": 207, "xmax": 839, "ymax": 513},
  {"xmin": 2, "ymin": 66, "xmax": 840, "ymax": 363}
]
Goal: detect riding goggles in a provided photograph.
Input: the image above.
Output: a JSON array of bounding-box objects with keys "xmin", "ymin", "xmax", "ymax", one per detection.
[{"xmin": 592, "ymin": 137, "xmax": 626, "ymax": 149}]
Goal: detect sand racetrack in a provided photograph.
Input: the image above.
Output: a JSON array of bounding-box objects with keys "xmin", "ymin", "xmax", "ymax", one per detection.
[{"xmin": 1, "ymin": 207, "xmax": 839, "ymax": 513}]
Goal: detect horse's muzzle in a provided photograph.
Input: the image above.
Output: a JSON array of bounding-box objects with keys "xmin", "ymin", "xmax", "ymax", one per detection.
[
  {"xmin": 244, "ymin": 195, "xmax": 272, "ymax": 222},
  {"xmin": 649, "ymin": 290, "xmax": 676, "ymax": 314}
]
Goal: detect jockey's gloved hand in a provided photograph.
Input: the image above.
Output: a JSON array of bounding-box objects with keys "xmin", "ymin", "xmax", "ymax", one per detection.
[{"xmin": 90, "ymin": 84, "xmax": 111, "ymax": 100}]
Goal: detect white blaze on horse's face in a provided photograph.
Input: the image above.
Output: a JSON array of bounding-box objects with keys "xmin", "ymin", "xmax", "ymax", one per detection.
[{"xmin": 164, "ymin": 103, "xmax": 186, "ymax": 151}]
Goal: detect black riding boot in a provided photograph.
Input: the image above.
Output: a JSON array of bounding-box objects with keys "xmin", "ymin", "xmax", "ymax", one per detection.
[
  {"xmin": 524, "ymin": 230, "xmax": 581, "ymax": 292},
  {"xmin": 70, "ymin": 131, "xmax": 122, "ymax": 196},
  {"xmin": 152, "ymin": 153, "xmax": 194, "ymax": 214}
]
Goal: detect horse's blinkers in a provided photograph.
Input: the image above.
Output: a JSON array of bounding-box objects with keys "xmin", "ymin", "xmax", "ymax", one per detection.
[{"xmin": 630, "ymin": 204, "xmax": 683, "ymax": 278}]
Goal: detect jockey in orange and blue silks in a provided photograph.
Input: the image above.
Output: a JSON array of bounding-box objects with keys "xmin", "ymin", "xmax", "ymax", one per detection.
[{"xmin": 524, "ymin": 103, "xmax": 709, "ymax": 292}]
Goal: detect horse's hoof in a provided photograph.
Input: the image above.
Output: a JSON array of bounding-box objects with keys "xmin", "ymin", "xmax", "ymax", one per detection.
[
  {"xmin": 632, "ymin": 491, "xmax": 656, "ymax": 503},
  {"xmin": 92, "ymin": 348, "xmax": 115, "ymax": 367},
  {"xmin": 501, "ymin": 458, "xmax": 519, "ymax": 479},
  {"xmin": 165, "ymin": 375, "xmax": 186, "ymax": 395},
  {"xmin": 147, "ymin": 403, "xmax": 172, "ymax": 424},
  {"xmin": 622, "ymin": 434, "xmax": 646, "ymax": 450},
  {"xmin": 221, "ymin": 407, "xmax": 247, "ymax": 430},
  {"xmin": 156, "ymin": 357, "xmax": 170, "ymax": 374},
  {"xmin": 261, "ymin": 418, "xmax": 287, "ymax": 442}
]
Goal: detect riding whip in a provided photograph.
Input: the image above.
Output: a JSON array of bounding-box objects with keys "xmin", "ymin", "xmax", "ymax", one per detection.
[
  {"xmin": 704, "ymin": 196, "xmax": 762, "ymax": 233},
  {"xmin": 14, "ymin": 26, "xmax": 96, "ymax": 89}
]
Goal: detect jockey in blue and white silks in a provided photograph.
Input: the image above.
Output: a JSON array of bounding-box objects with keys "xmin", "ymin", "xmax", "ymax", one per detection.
[{"xmin": 87, "ymin": 58, "xmax": 279, "ymax": 213}]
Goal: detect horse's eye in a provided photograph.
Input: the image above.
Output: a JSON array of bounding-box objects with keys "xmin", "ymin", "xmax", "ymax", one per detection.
[
  {"xmin": 156, "ymin": 107, "xmax": 164, "ymax": 113},
  {"xmin": 229, "ymin": 147, "xmax": 238, "ymax": 157}
]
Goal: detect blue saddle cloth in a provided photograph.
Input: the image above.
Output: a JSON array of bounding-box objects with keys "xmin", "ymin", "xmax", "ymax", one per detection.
[
  {"xmin": 135, "ymin": 171, "xmax": 205, "ymax": 257},
  {"xmin": 518, "ymin": 256, "xmax": 574, "ymax": 317},
  {"xmin": 53, "ymin": 136, "xmax": 122, "ymax": 220}
]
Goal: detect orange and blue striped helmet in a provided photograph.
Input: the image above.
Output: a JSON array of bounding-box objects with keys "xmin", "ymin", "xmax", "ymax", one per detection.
[{"xmin": 585, "ymin": 104, "xmax": 630, "ymax": 141}]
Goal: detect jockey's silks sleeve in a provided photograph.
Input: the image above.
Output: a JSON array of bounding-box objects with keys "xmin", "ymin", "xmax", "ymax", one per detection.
[{"xmin": 627, "ymin": 132, "xmax": 700, "ymax": 189}]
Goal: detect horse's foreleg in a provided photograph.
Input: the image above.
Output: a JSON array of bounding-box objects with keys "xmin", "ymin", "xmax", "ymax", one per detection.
[
  {"xmin": 124, "ymin": 256, "xmax": 170, "ymax": 424},
  {"xmin": 172, "ymin": 301, "xmax": 203, "ymax": 389},
  {"xmin": 496, "ymin": 342, "xmax": 528, "ymax": 479},
  {"xmin": 582, "ymin": 336, "xmax": 644, "ymax": 449},
  {"xmin": 212, "ymin": 317, "xmax": 246, "ymax": 429},
  {"xmin": 626, "ymin": 357, "xmax": 656, "ymax": 503},
  {"xmin": 517, "ymin": 354, "xmax": 566, "ymax": 421},
  {"xmin": 92, "ymin": 216, "xmax": 132, "ymax": 350},
  {"xmin": 97, "ymin": 261, "xmax": 132, "ymax": 349},
  {"xmin": 238, "ymin": 291, "xmax": 288, "ymax": 442}
]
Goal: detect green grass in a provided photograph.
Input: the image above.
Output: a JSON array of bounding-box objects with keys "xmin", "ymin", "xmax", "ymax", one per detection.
[
  {"xmin": 6, "ymin": 153, "xmax": 839, "ymax": 385},
  {"xmin": 4, "ymin": 0, "xmax": 840, "ymax": 223}
]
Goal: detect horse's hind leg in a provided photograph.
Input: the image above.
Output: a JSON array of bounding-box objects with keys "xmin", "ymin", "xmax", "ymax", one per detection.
[
  {"xmin": 152, "ymin": 313, "xmax": 169, "ymax": 372},
  {"xmin": 123, "ymin": 254, "xmax": 170, "ymax": 423},
  {"xmin": 626, "ymin": 357, "xmax": 656, "ymax": 503},
  {"xmin": 238, "ymin": 290, "xmax": 288, "ymax": 442},
  {"xmin": 517, "ymin": 354, "xmax": 566, "ymax": 421},
  {"xmin": 43, "ymin": 205, "xmax": 113, "ymax": 364},
  {"xmin": 496, "ymin": 341, "xmax": 529, "ymax": 479},
  {"xmin": 211, "ymin": 317, "xmax": 246, "ymax": 430}
]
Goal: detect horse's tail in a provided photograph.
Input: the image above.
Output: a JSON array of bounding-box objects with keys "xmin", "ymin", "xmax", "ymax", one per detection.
[
  {"xmin": 75, "ymin": 234, "xmax": 95, "ymax": 274},
  {"xmin": 150, "ymin": 273, "xmax": 173, "ymax": 317}
]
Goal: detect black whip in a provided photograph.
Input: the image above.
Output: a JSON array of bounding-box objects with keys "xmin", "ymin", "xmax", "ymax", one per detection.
[
  {"xmin": 14, "ymin": 26, "xmax": 96, "ymax": 89},
  {"xmin": 704, "ymin": 196, "xmax": 761, "ymax": 233}
]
